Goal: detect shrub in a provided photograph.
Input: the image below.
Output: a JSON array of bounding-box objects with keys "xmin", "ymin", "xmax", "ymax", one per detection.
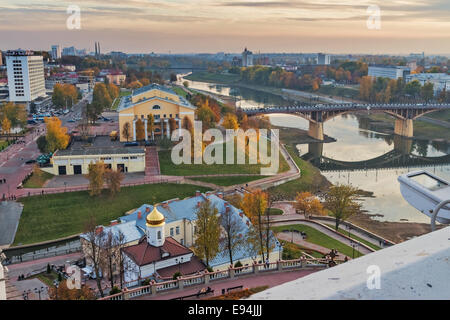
[
  {"xmin": 234, "ymin": 261, "xmax": 243, "ymax": 268},
  {"xmin": 47, "ymin": 263, "xmax": 51, "ymax": 274},
  {"xmin": 142, "ymin": 278, "xmax": 151, "ymax": 286},
  {"xmin": 172, "ymin": 272, "xmax": 181, "ymax": 280},
  {"xmin": 109, "ymin": 286, "xmax": 121, "ymax": 295},
  {"xmin": 206, "ymin": 266, "xmax": 214, "ymax": 273}
]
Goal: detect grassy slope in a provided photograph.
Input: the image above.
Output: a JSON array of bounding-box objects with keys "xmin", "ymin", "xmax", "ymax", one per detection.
[
  {"xmin": 323, "ymin": 223, "xmax": 381, "ymax": 251},
  {"xmin": 23, "ymin": 170, "xmax": 54, "ymax": 188},
  {"xmin": 159, "ymin": 141, "xmax": 290, "ymax": 176},
  {"xmin": 272, "ymin": 224, "xmax": 363, "ymax": 257},
  {"xmin": 268, "ymin": 144, "xmax": 330, "ymax": 199},
  {"xmin": 14, "ymin": 183, "xmax": 209, "ymax": 245}
]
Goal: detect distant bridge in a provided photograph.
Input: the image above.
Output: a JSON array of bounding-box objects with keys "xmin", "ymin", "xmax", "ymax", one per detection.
[
  {"xmin": 300, "ymin": 139, "xmax": 450, "ymax": 171},
  {"xmin": 242, "ymin": 103, "xmax": 450, "ymax": 140}
]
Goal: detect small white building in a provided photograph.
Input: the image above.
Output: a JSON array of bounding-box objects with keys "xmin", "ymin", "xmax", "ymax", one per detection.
[
  {"xmin": 242, "ymin": 48, "xmax": 253, "ymax": 67},
  {"xmin": 122, "ymin": 206, "xmax": 206, "ymax": 286},
  {"xmin": 368, "ymin": 65, "xmax": 410, "ymax": 80}
]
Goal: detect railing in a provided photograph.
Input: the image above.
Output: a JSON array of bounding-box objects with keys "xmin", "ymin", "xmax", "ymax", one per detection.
[
  {"xmin": 98, "ymin": 257, "xmax": 332, "ymax": 300},
  {"xmin": 15, "ymin": 177, "xmax": 182, "ymax": 199},
  {"xmin": 182, "ymin": 274, "xmax": 204, "ymax": 287}
]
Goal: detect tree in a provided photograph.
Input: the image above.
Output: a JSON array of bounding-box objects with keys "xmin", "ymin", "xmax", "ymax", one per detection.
[
  {"xmin": 0, "ymin": 102, "xmax": 27, "ymax": 128},
  {"xmin": 122, "ymin": 122, "xmax": 131, "ymax": 142},
  {"xmin": 324, "ymin": 184, "xmax": 361, "ymax": 230},
  {"xmin": 52, "ymin": 83, "xmax": 78, "ymax": 109},
  {"xmin": 421, "ymin": 82, "xmax": 434, "ymax": 102},
  {"xmin": 241, "ymin": 190, "xmax": 268, "ymax": 263},
  {"xmin": 1, "ymin": 116, "xmax": 11, "ymax": 139},
  {"xmin": 183, "ymin": 81, "xmax": 189, "ymax": 88},
  {"xmin": 135, "ymin": 118, "xmax": 145, "ymax": 141},
  {"xmin": 44, "ymin": 117, "xmax": 70, "ymax": 152},
  {"xmin": 147, "ymin": 114, "xmax": 155, "ymax": 140},
  {"xmin": 87, "ymin": 161, "xmax": 106, "ymax": 196},
  {"xmin": 48, "ymin": 280, "xmax": 96, "ymax": 300},
  {"xmin": 193, "ymin": 200, "xmax": 221, "ymax": 267},
  {"xmin": 36, "ymin": 135, "xmax": 48, "ymax": 153},
  {"xmin": 295, "ymin": 192, "xmax": 325, "ymax": 219},
  {"xmin": 100, "ymin": 229, "xmax": 122, "ymax": 289},
  {"xmin": 169, "ymin": 73, "xmax": 177, "ymax": 82},
  {"xmin": 222, "ymin": 113, "xmax": 239, "ymax": 130},
  {"xmin": 182, "ymin": 116, "xmax": 194, "ymax": 135},
  {"xmin": 169, "ymin": 118, "xmax": 177, "ymax": 134},
  {"xmin": 405, "ymin": 80, "xmax": 421, "ymax": 98},
  {"xmin": 220, "ymin": 205, "xmax": 245, "ymax": 265},
  {"xmin": 83, "ymin": 215, "xmax": 105, "ymax": 297},
  {"xmin": 104, "ymin": 168, "xmax": 124, "ymax": 196}
]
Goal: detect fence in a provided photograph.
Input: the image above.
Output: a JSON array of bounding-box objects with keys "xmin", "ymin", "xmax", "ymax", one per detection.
[
  {"xmin": 15, "ymin": 177, "xmax": 182, "ymax": 199},
  {"xmin": 98, "ymin": 257, "xmax": 331, "ymax": 300}
]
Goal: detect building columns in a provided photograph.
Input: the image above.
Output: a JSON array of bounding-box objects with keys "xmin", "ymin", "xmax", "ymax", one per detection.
[
  {"xmin": 144, "ymin": 119, "xmax": 148, "ymax": 141},
  {"xmin": 132, "ymin": 119, "xmax": 137, "ymax": 142},
  {"xmin": 177, "ymin": 118, "xmax": 181, "ymax": 137},
  {"xmin": 165, "ymin": 119, "xmax": 170, "ymax": 138}
]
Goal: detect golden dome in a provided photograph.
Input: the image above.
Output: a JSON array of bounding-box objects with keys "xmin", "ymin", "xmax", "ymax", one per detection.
[{"xmin": 146, "ymin": 206, "xmax": 165, "ymax": 227}]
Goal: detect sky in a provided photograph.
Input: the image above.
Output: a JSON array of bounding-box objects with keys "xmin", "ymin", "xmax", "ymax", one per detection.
[{"xmin": 0, "ymin": 0, "xmax": 449, "ymax": 55}]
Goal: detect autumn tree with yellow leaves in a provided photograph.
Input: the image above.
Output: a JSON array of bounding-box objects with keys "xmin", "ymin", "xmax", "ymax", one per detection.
[
  {"xmin": 87, "ymin": 161, "xmax": 106, "ymax": 196},
  {"xmin": 44, "ymin": 117, "xmax": 70, "ymax": 153},
  {"xmin": 295, "ymin": 191, "xmax": 325, "ymax": 219}
]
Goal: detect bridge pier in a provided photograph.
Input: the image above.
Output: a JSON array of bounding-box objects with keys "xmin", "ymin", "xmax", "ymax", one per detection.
[
  {"xmin": 308, "ymin": 121, "xmax": 324, "ymax": 141},
  {"xmin": 394, "ymin": 119, "xmax": 413, "ymax": 138}
]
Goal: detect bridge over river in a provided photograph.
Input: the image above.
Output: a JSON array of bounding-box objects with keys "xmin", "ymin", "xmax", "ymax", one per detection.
[
  {"xmin": 242, "ymin": 103, "xmax": 450, "ymax": 140},
  {"xmin": 301, "ymin": 137, "xmax": 450, "ymax": 172}
]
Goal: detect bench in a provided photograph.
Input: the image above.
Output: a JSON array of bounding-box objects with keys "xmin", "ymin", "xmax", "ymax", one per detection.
[{"xmin": 171, "ymin": 287, "xmax": 214, "ymax": 300}]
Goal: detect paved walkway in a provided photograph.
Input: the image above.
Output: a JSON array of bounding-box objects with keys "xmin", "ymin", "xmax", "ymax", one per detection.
[
  {"xmin": 5, "ymin": 252, "xmax": 82, "ymax": 300},
  {"xmin": 271, "ymin": 202, "xmax": 383, "ymax": 249},
  {"xmin": 0, "ymin": 201, "xmax": 23, "ymax": 247},
  {"xmin": 134, "ymin": 269, "xmax": 319, "ymax": 300}
]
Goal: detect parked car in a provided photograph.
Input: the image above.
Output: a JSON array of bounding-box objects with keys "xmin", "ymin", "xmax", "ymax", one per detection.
[{"xmin": 124, "ymin": 141, "xmax": 139, "ymax": 147}]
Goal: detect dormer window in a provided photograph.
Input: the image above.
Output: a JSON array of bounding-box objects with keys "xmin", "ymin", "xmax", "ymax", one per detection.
[{"xmin": 152, "ymin": 105, "xmax": 161, "ymax": 110}]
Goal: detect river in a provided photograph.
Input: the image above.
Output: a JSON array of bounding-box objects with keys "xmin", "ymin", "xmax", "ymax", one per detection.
[{"xmin": 181, "ymin": 76, "xmax": 450, "ymax": 223}]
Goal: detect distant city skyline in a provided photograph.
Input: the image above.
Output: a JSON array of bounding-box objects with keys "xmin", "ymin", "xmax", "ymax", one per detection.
[{"xmin": 0, "ymin": 0, "xmax": 449, "ymax": 55}]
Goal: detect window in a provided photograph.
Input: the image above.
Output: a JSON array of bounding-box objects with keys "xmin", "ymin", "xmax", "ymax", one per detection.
[
  {"xmin": 163, "ymin": 114, "xmax": 166, "ymax": 118},
  {"xmin": 181, "ymin": 239, "xmax": 184, "ymax": 245},
  {"xmin": 157, "ymin": 231, "xmax": 161, "ymax": 239},
  {"xmin": 169, "ymin": 114, "xmax": 172, "ymax": 118},
  {"xmin": 176, "ymin": 226, "xmax": 180, "ymax": 235},
  {"xmin": 170, "ymin": 228, "xmax": 174, "ymax": 236},
  {"xmin": 152, "ymin": 105, "xmax": 161, "ymax": 110}
]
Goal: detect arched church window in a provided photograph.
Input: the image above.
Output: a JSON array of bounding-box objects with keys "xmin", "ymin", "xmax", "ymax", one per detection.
[{"xmin": 152, "ymin": 105, "xmax": 161, "ymax": 110}]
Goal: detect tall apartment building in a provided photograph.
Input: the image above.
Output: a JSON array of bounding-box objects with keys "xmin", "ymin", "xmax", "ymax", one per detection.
[
  {"xmin": 317, "ymin": 53, "xmax": 331, "ymax": 65},
  {"xmin": 5, "ymin": 50, "xmax": 46, "ymax": 103},
  {"xmin": 368, "ymin": 65, "xmax": 410, "ymax": 80},
  {"xmin": 62, "ymin": 46, "xmax": 76, "ymax": 56},
  {"xmin": 242, "ymin": 48, "xmax": 253, "ymax": 67},
  {"xmin": 51, "ymin": 45, "xmax": 61, "ymax": 60},
  {"xmin": 405, "ymin": 73, "xmax": 450, "ymax": 94}
]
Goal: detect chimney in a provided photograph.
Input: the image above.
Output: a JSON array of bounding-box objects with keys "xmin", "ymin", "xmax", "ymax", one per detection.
[
  {"xmin": 145, "ymin": 207, "xmax": 151, "ymax": 213},
  {"xmin": 239, "ymin": 212, "xmax": 244, "ymax": 218},
  {"xmin": 225, "ymin": 205, "xmax": 230, "ymax": 213},
  {"xmin": 205, "ymin": 191, "xmax": 212, "ymax": 196},
  {"xmin": 138, "ymin": 211, "xmax": 142, "ymax": 219},
  {"xmin": 95, "ymin": 226, "xmax": 103, "ymax": 234},
  {"xmin": 195, "ymin": 191, "xmax": 201, "ymax": 197},
  {"xmin": 246, "ymin": 220, "xmax": 250, "ymax": 226},
  {"xmin": 197, "ymin": 201, "xmax": 202, "ymax": 208},
  {"xmin": 110, "ymin": 220, "xmax": 118, "ymax": 226},
  {"xmin": 217, "ymin": 193, "xmax": 223, "ymax": 199},
  {"xmin": 162, "ymin": 201, "xmax": 169, "ymax": 209}
]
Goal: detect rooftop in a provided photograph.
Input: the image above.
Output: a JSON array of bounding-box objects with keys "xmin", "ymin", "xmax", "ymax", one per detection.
[
  {"xmin": 251, "ymin": 226, "xmax": 450, "ymax": 300},
  {"xmin": 54, "ymin": 135, "xmax": 145, "ymax": 157}
]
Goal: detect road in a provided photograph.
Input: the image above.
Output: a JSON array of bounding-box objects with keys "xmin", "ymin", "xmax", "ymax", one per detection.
[{"xmin": 0, "ymin": 93, "xmax": 91, "ymax": 199}]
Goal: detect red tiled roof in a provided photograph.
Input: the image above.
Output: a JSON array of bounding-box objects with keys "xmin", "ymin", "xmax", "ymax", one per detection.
[
  {"xmin": 122, "ymin": 237, "xmax": 192, "ymax": 266},
  {"xmin": 156, "ymin": 256, "xmax": 206, "ymax": 278}
]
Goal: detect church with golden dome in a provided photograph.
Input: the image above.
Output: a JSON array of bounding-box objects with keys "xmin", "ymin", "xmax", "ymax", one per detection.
[{"xmin": 80, "ymin": 191, "xmax": 281, "ymax": 287}]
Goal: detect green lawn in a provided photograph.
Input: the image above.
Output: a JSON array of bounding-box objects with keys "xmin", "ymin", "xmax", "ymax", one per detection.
[
  {"xmin": 268, "ymin": 208, "xmax": 284, "ymax": 215},
  {"xmin": 32, "ymin": 270, "xmax": 59, "ymax": 287},
  {"xmin": 111, "ymin": 91, "xmax": 132, "ymax": 110},
  {"xmin": 272, "ymin": 224, "xmax": 363, "ymax": 258},
  {"xmin": 172, "ymin": 86, "xmax": 189, "ymax": 99},
  {"xmin": 279, "ymin": 240, "xmax": 323, "ymax": 259},
  {"xmin": 23, "ymin": 170, "xmax": 54, "ymax": 188},
  {"xmin": 268, "ymin": 144, "xmax": 330, "ymax": 199},
  {"xmin": 324, "ymin": 223, "xmax": 382, "ymax": 251},
  {"xmin": 14, "ymin": 183, "xmax": 209, "ymax": 245},
  {"xmin": 190, "ymin": 175, "xmax": 267, "ymax": 186},
  {"xmin": 159, "ymin": 141, "xmax": 290, "ymax": 176}
]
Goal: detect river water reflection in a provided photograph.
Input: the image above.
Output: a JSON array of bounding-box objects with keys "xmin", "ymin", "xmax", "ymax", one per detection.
[{"xmin": 181, "ymin": 77, "xmax": 450, "ymax": 223}]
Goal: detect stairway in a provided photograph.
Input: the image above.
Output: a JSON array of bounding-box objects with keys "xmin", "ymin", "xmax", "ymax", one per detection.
[{"xmin": 145, "ymin": 146, "xmax": 160, "ymax": 176}]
